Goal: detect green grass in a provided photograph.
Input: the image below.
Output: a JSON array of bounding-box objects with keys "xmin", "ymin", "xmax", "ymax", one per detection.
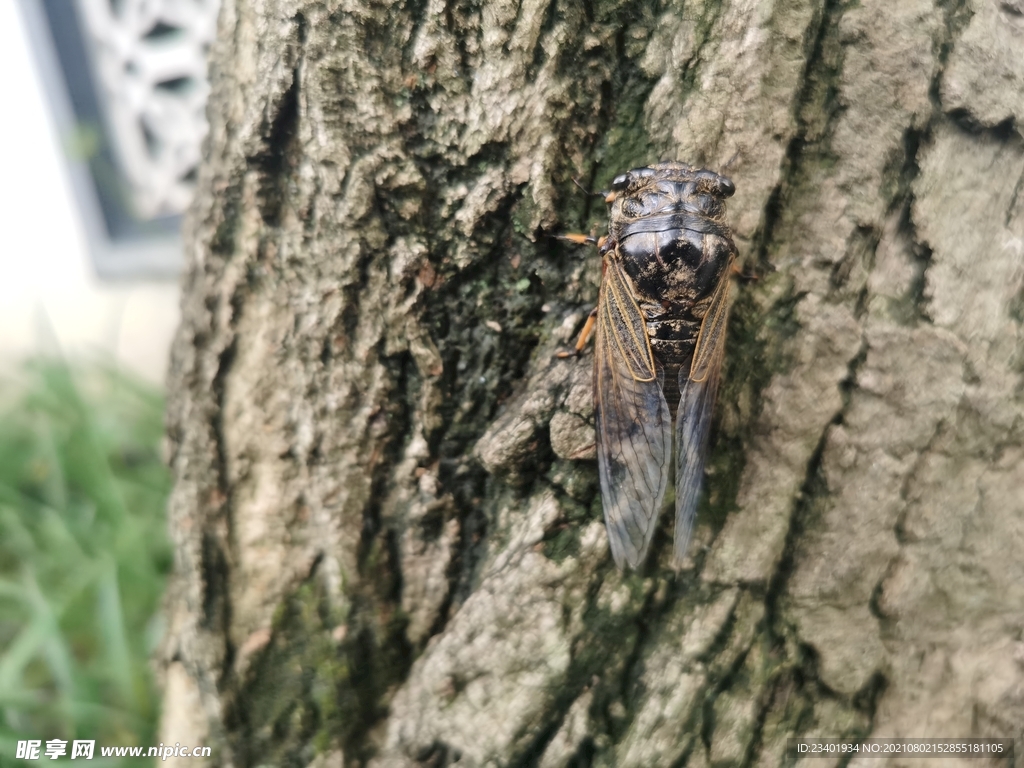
[{"xmin": 0, "ymin": 358, "xmax": 171, "ymax": 764}]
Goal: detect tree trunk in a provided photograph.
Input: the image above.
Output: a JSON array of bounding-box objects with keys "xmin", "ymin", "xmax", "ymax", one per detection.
[{"xmin": 159, "ymin": 0, "xmax": 1024, "ymax": 765}]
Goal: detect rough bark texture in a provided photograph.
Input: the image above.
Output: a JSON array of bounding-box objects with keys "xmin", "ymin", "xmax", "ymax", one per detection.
[{"xmin": 160, "ymin": 0, "xmax": 1024, "ymax": 765}]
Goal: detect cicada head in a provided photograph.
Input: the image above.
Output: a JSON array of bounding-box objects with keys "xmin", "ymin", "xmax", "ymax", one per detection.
[{"xmin": 607, "ymin": 161, "xmax": 735, "ymax": 229}]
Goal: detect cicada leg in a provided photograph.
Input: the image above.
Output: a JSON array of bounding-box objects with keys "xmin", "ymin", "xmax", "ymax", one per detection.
[
  {"xmin": 556, "ymin": 307, "xmax": 598, "ymax": 358},
  {"xmin": 558, "ymin": 233, "xmax": 599, "ymax": 246},
  {"xmin": 731, "ymin": 261, "xmax": 760, "ymax": 283},
  {"xmin": 554, "ymin": 229, "xmax": 606, "ymax": 358},
  {"xmin": 558, "ymin": 233, "xmax": 608, "ymax": 249}
]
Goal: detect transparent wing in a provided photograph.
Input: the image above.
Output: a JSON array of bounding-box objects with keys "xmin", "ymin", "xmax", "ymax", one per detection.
[
  {"xmin": 673, "ymin": 259, "xmax": 733, "ymax": 566},
  {"xmin": 595, "ymin": 258, "xmax": 672, "ymax": 569},
  {"xmin": 690, "ymin": 256, "xmax": 734, "ymax": 382}
]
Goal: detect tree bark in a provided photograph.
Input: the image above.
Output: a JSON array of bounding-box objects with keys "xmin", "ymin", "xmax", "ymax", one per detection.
[{"xmin": 159, "ymin": 0, "xmax": 1024, "ymax": 765}]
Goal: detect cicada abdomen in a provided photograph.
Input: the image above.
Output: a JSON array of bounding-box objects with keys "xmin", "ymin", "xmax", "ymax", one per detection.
[{"xmin": 575, "ymin": 161, "xmax": 738, "ymax": 569}]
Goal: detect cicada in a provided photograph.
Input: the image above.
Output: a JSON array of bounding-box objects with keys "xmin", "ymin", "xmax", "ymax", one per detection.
[{"xmin": 562, "ymin": 161, "xmax": 738, "ymax": 569}]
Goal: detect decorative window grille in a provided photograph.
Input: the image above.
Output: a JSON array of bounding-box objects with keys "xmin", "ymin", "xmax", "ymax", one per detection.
[{"xmin": 19, "ymin": 0, "xmax": 221, "ymax": 278}]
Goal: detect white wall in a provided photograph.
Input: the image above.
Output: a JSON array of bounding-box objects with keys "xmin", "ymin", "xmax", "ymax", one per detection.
[{"xmin": 0, "ymin": 1, "xmax": 180, "ymax": 386}]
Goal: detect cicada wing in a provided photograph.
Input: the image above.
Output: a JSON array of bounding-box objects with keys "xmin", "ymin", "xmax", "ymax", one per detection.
[
  {"xmin": 672, "ymin": 366, "xmax": 721, "ymax": 566},
  {"xmin": 595, "ymin": 259, "xmax": 672, "ymax": 569},
  {"xmin": 673, "ymin": 260, "xmax": 733, "ymax": 567},
  {"xmin": 690, "ymin": 256, "xmax": 734, "ymax": 383}
]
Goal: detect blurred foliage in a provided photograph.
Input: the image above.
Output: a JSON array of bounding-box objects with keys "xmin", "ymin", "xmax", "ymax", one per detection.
[{"xmin": 0, "ymin": 359, "xmax": 171, "ymax": 764}]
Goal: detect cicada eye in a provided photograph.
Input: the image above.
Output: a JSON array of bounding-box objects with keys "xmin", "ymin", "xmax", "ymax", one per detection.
[
  {"xmin": 695, "ymin": 170, "xmax": 736, "ymax": 198},
  {"xmin": 611, "ymin": 173, "xmax": 630, "ymax": 190}
]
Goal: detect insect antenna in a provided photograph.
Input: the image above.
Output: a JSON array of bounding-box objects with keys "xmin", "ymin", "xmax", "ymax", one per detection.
[
  {"xmin": 720, "ymin": 151, "xmax": 741, "ymax": 172},
  {"xmin": 571, "ymin": 176, "xmax": 611, "ymax": 199}
]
